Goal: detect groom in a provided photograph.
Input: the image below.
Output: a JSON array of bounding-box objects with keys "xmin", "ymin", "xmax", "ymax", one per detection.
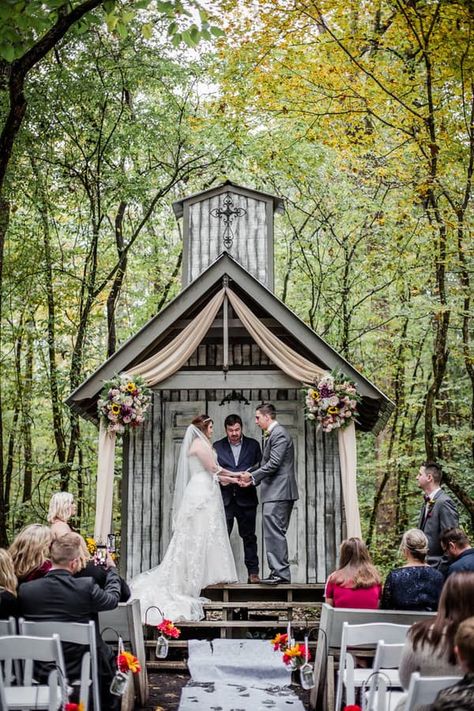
[{"xmin": 240, "ymin": 402, "xmax": 298, "ymax": 584}]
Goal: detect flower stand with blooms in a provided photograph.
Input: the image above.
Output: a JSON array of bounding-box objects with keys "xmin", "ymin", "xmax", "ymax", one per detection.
[
  {"xmin": 155, "ymin": 618, "xmax": 181, "ymax": 659},
  {"xmin": 270, "ymin": 631, "xmax": 314, "ymax": 688},
  {"xmin": 304, "ymin": 369, "xmax": 360, "ymax": 433},
  {"xmin": 110, "ymin": 638, "xmax": 141, "ymax": 697},
  {"xmin": 98, "ymin": 373, "xmax": 152, "ymax": 436}
]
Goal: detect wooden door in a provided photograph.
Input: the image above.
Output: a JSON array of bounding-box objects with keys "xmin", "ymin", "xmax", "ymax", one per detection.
[{"xmin": 209, "ymin": 400, "xmax": 306, "ymax": 583}]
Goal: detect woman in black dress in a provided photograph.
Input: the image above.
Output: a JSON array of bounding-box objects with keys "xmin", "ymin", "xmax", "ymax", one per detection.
[{"xmin": 381, "ymin": 528, "xmax": 444, "ymax": 611}]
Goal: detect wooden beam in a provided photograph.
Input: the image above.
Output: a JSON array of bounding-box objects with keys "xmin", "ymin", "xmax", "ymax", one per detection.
[{"xmin": 156, "ymin": 370, "xmax": 299, "ymax": 389}]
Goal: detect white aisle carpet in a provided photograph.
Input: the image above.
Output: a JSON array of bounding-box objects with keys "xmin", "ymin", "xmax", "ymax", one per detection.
[{"xmin": 178, "ymin": 640, "xmax": 306, "ymax": 711}]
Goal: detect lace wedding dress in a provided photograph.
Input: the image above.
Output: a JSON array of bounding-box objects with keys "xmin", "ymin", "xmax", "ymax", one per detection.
[{"xmin": 129, "ymin": 430, "xmax": 237, "ymax": 624}]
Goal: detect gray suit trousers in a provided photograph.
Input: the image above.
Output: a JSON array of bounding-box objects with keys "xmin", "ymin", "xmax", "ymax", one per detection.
[{"xmin": 263, "ymin": 500, "xmax": 294, "ymax": 581}]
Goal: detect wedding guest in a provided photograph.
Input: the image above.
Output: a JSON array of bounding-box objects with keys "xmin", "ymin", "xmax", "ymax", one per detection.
[
  {"xmin": 75, "ymin": 536, "xmax": 131, "ymax": 602},
  {"xmin": 416, "ymin": 461, "xmax": 458, "ymax": 568},
  {"xmin": 440, "ymin": 528, "xmax": 474, "ymax": 577},
  {"xmin": 325, "ymin": 537, "xmax": 382, "ymax": 609},
  {"xmin": 381, "ymin": 529, "xmax": 444, "ymax": 611},
  {"xmin": 47, "ymin": 491, "xmax": 76, "ymax": 538},
  {"xmin": 9, "ymin": 524, "xmax": 52, "ymax": 583},
  {"xmin": 0, "ymin": 548, "xmax": 19, "ymax": 618},
  {"xmin": 395, "ymin": 572, "xmax": 474, "ymax": 710},
  {"xmin": 432, "ymin": 616, "xmax": 474, "ymax": 710},
  {"xmin": 19, "ymin": 532, "xmax": 121, "ymax": 710}
]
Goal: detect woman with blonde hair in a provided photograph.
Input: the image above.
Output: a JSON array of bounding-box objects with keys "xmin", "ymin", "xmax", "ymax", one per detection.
[
  {"xmin": 0, "ymin": 548, "xmax": 18, "ymax": 618},
  {"xmin": 47, "ymin": 492, "xmax": 76, "ymax": 538},
  {"xmin": 9, "ymin": 524, "xmax": 52, "ymax": 583},
  {"xmin": 381, "ymin": 528, "xmax": 444, "ymax": 610},
  {"xmin": 325, "ymin": 537, "xmax": 382, "ymax": 608}
]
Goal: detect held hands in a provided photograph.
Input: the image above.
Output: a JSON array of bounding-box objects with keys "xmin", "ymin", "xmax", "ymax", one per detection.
[{"xmin": 237, "ymin": 472, "xmax": 253, "ymax": 488}]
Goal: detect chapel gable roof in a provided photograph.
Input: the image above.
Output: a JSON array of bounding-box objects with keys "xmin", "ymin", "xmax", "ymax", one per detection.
[{"xmin": 66, "ymin": 252, "xmax": 394, "ymax": 433}]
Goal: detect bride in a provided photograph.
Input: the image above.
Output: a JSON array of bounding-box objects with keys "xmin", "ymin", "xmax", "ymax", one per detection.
[{"xmin": 129, "ymin": 414, "xmax": 238, "ymax": 623}]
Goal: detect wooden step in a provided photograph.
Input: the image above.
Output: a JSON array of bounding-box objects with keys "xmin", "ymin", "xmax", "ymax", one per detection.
[
  {"xmin": 202, "ymin": 601, "xmax": 320, "ymax": 610},
  {"xmin": 144, "ymin": 639, "xmax": 317, "ymax": 650},
  {"xmin": 164, "ymin": 620, "xmax": 319, "ymax": 629},
  {"xmin": 146, "ymin": 660, "xmax": 188, "ymax": 671}
]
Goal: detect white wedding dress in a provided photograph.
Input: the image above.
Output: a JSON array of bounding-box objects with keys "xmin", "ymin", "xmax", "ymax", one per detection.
[{"xmin": 129, "ymin": 430, "xmax": 237, "ymax": 624}]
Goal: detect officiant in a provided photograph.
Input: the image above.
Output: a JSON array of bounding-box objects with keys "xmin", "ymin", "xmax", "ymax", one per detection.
[{"xmin": 214, "ymin": 414, "xmax": 262, "ymax": 584}]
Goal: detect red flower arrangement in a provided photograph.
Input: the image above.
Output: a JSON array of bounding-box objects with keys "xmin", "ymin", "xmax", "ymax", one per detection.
[
  {"xmin": 117, "ymin": 651, "xmax": 141, "ymax": 674},
  {"xmin": 157, "ymin": 619, "xmax": 181, "ymax": 639},
  {"xmin": 271, "ymin": 632, "xmax": 288, "ymax": 651},
  {"xmin": 343, "ymin": 706, "xmax": 362, "ymax": 711},
  {"xmin": 65, "ymin": 704, "xmax": 85, "ymax": 711}
]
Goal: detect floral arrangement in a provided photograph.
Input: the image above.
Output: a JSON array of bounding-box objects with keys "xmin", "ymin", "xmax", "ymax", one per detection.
[
  {"xmin": 271, "ymin": 632, "xmax": 312, "ymax": 669},
  {"xmin": 157, "ymin": 619, "xmax": 181, "ymax": 639},
  {"xmin": 98, "ymin": 373, "xmax": 152, "ymax": 435},
  {"xmin": 65, "ymin": 704, "xmax": 85, "ymax": 711},
  {"xmin": 117, "ymin": 651, "xmax": 141, "ymax": 674},
  {"xmin": 85, "ymin": 537, "xmax": 97, "ymax": 556},
  {"xmin": 305, "ymin": 370, "xmax": 360, "ymax": 433}
]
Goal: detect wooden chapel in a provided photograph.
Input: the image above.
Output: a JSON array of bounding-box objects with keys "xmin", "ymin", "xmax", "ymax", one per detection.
[{"xmin": 67, "ymin": 181, "xmax": 394, "ymax": 583}]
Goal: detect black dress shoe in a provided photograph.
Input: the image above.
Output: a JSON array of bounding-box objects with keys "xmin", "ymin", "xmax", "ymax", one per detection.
[{"xmin": 260, "ymin": 576, "xmax": 287, "ymax": 585}]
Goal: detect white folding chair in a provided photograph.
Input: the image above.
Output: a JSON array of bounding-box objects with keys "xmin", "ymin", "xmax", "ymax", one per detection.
[
  {"xmin": 0, "ymin": 617, "xmax": 16, "ymax": 636},
  {"xmin": 365, "ymin": 641, "xmax": 406, "ymax": 711},
  {"xmin": 19, "ymin": 619, "xmax": 101, "ymax": 711},
  {"xmin": 404, "ymin": 672, "xmax": 462, "ymax": 710},
  {"xmin": 0, "ymin": 634, "xmax": 67, "ymax": 710},
  {"xmin": 335, "ymin": 622, "xmax": 411, "ymax": 710}
]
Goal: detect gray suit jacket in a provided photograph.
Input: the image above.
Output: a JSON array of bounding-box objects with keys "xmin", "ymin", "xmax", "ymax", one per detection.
[
  {"xmin": 418, "ymin": 489, "xmax": 459, "ymax": 561},
  {"xmin": 250, "ymin": 424, "xmax": 299, "ymax": 503}
]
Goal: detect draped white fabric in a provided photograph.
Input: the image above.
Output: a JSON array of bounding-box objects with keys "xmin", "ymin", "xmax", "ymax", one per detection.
[
  {"xmin": 94, "ymin": 285, "xmax": 361, "ymax": 543},
  {"xmin": 227, "ymin": 288, "xmax": 361, "ymax": 538}
]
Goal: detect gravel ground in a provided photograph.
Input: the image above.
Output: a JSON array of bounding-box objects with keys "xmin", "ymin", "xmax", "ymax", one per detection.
[{"xmin": 144, "ymin": 671, "xmax": 311, "ymax": 710}]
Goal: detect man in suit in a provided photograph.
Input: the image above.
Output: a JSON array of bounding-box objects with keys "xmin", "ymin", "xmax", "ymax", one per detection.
[
  {"xmin": 19, "ymin": 532, "xmax": 121, "ymax": 710},
  {"xmin": 240, "ymin": 402, "xmax": 299, "ymax": 584},
  {"xmin": 417, "ymin": 461, "xmax": 459, "ymax": 568},
  {"xmin": 440, "ymin": 528, "xmax": 474, "ymax": 576},
  {"xmin": 214, "ymin": 414, "xmax": 262, "ymax": 583}
]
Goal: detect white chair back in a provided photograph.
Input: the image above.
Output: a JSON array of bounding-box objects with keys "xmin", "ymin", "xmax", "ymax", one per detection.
[
  {"xmin": 336, "ymin": 622, "xmax": 411, "ymax": 710},
  {"xmin": 0, "ymin": 634, "xmax": 67, "ymax": 710},
  {"xmin": 19, "ymin": 618, "xmax": 100, "ymax": 711},
  {"xmin": 404, "ymin": 672, "xmax": 462, "ymax": 710},
  {"xmin": 365, "ymin": 641, "xmax": 406, "ymax": 711}
]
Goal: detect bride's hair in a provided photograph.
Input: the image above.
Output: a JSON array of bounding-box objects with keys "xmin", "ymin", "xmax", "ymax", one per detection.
[{"xmin": 192, "ymin": 414, "xmax": 213, "ymax": 434}]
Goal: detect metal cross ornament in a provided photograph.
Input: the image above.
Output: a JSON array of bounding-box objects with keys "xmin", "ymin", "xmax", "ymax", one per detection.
[{"xmin": 210, "ymin": 192, "xmax": 247, "ymax": 249}]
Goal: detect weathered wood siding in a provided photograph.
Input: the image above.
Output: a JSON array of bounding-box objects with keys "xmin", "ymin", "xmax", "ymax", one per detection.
[
  {"xmin": 186, "ymin": 193, "xmax": 270, "ymax": 286},
  {"xmin": 122, "ymin": 388, "xmax": 344, "ymax": 583}
]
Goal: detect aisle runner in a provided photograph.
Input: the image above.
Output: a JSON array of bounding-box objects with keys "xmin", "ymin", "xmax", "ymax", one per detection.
[{"xmin": 178, "ymin": 640, "xmax": 306, "ymax": 711}]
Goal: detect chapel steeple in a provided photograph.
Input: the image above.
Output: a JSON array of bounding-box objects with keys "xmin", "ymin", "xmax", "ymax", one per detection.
[{"xmin": 172, "ymin": 180, "xmax": 284, "ymax": 290}]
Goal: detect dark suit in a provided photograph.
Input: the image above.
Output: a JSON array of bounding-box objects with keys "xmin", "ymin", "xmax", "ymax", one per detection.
[
  {"xmin": 214, "ymin": 435, "xmax": 261, "ymax": 576},
  {"xmin": 418, "ymin": 489, "xmax": 459, "ymax": 566},
  {"xmin": 19, "ymin": 567, "xmax": 121, "ymax": 710}
]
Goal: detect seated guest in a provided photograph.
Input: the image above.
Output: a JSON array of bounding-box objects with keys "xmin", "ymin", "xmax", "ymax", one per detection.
[
  {"xmin": 325, "ymin": 537, "xmax": 382, "ymax": 609},
  {"xmin": 440, "ymin": 528, "xmax": 474, "ymax": 576},
  {"xmin": 9, "ymin": 524, "xmax": 52, "ymax": 583},
  {"xmin": 381, "ymin": 529, "xmax": 444, "ymax": 611},
  {"xmin": 19, "ymin": 532, "xmax": 121, "ymax": 711},
  {"xmin": 0, "ymin": 548, "xmax": 19, "ymax": 618},
  {"xmin": 47, "ymin": 491, "xmax": 76, "ymax": 538},
  {"xmin": 395, "ymin": 572, "xmax": 474, "ymax": 710},
  {"xmin": 432, "ymin": 616, "xmax": 474, "ymax": 710}
]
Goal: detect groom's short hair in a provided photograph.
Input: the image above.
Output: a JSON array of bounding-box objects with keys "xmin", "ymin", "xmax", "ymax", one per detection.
[
  {"xmin": 225, "ymin": 414, "xmax": 242, "ymax": 428},
  {"xmin": 257, "ymin": 402, "xmax": 276, "ymax": 419}
]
